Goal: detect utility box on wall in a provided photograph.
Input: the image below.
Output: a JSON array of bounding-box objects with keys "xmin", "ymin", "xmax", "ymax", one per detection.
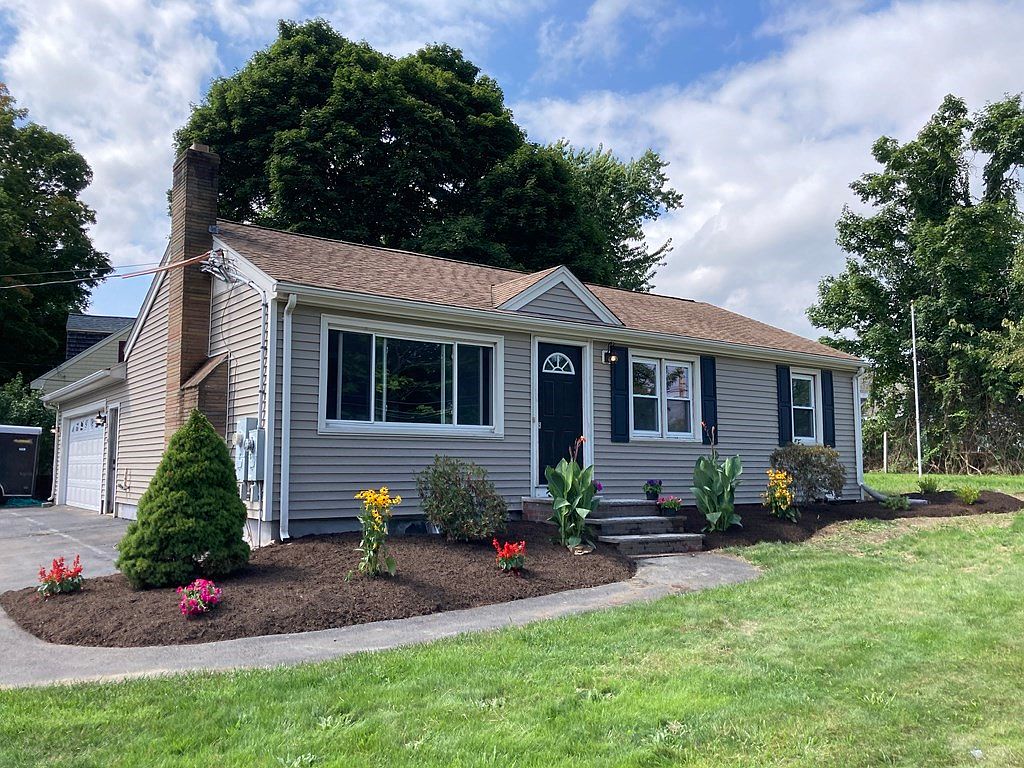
[
  {"xmin": 246, "ymin": 427, "xmax": 265, "ymax": 483},
  {"xmin": 232, "ymin": 417, "xmax": 258, "ymax": 483}
]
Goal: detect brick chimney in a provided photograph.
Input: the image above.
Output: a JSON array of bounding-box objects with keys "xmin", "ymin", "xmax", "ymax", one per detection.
[{"xmin": 164, "ymin": 143, "xmax": 220, "ymax": 440}]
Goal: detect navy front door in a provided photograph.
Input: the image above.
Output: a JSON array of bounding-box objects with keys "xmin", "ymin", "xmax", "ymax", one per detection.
[{"xmin": 537, "ymin": 342, "xmax": 584, "ymax": 485}]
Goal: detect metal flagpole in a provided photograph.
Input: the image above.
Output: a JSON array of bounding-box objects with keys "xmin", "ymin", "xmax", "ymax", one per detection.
[{"xmin": 911, "ymin": 302, "xmax": 923, "ymax": 477}]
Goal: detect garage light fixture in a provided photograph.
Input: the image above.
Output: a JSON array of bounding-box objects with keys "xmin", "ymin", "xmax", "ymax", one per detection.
[{"xmin": 94, "ymin": 412, "xmax": 107, "ymax": 428}]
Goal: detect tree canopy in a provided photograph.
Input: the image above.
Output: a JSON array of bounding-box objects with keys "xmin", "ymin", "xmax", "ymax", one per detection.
[
  {"xmin": 0, "ymin": 84, "xmax": 110, "ymax": 382},
  {"xmin": 809, "ymin": 94, "xmax": 1024, "ymax": 472},
  {"xmin": 176, "ymin": 19, "xmax": 681, "ymax": 290}
]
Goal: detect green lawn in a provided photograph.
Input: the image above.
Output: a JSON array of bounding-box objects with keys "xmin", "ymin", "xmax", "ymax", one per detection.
[
  {"xmin": 4, "ymin": 513, "xmax": 1024, "ymax": 767},
  {"xmin": 865, "ymin": 471, "xmax": 1024, "ymax": 495}
]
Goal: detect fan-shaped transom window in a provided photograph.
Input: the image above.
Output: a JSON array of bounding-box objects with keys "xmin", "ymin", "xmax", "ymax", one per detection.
[{"xmin": 542, "ymin": 352, "xmax": 576, "ymax": 375}]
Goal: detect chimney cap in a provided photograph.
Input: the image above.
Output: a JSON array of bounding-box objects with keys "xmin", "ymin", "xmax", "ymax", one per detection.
[{"xmin": 190, "ymin": 142, "xmax": 212, "ymax": 153}]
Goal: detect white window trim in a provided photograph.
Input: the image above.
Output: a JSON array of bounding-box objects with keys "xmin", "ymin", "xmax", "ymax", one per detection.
[
  {"xmin": 628, "ymin": 350, "xmax": 701, "ymax": 442},
  {"xmin": 317, "ymin": 315, "xmax": 504, "ymax": 438},
  {"xmin": 790, "ymin": 367, "xmax": 824, "ymax": 445}
]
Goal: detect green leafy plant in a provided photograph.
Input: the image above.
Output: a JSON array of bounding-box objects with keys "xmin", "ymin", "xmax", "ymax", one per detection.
[
  {"xmin": 116, "ymin": 410, "xmax": 250, "ymax": 589},
  {"xmin": 769, "ymin": 444, "xmax": 847, "ymax": 503},
  {"xmin": 545, "ymin": 437, "xmax": 599, "ymax": 550},
  {"xmin": 881, "ymin": 494, "xmax": 911, "ymax": 511},
  {"xmin": 954, "ymin": 485, "xmax": 981, "ymax": 505},
  {"xmin": 917, "ymin": 476, "xmax": 940, "ymax": 494},
  {"xmin": 354, "ymin": 487, "xmax": 400, "ymax": 577},
  {"xmin": 416, "ymin": 456, "xmax": 507, "ymax": 541},
  {"xmin": 690, "ymin": 440, "xmax": 743, "ymax": 532}
]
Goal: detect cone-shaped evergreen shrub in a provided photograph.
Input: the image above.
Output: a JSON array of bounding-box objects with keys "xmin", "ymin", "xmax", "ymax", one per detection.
[{"xmin": 116, "ymin": 410, "xmax": 249, "ymax": 589}]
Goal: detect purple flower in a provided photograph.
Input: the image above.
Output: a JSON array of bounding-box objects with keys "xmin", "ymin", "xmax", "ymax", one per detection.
[{"xmin": 594, "ymin": 481, "xmax": 603, "ymax": 492}]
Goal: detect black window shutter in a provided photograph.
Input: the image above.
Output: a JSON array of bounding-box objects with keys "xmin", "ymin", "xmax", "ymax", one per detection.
[
  {"xmin": 699, "ymin": 355, "xmax": 718, "ymax": 444},
  {"xmin": 821, "ymin": 370, "xmax": 836, "ymax": 447},
  {"xmin": 610, "ymin": 346, "xmax": 629, "ymax": 443},
  {"xmin": 776, "ymin": 365, "xmax": 792, "ymax": 445}
]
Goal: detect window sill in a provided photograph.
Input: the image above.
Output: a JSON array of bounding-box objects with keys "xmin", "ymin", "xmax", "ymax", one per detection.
[
  {"xmin": 628, "ymin": 433, "xmax": 701, "ymax": 443},
  {"xmin": 318, "ymin": 421, "xmax": 504, "ymax": 439}
]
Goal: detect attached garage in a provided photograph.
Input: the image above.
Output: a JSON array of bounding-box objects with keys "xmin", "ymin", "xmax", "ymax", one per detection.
[{"xmin": 63, "ymin": 414, "xmax": 105, "ymax": 511}]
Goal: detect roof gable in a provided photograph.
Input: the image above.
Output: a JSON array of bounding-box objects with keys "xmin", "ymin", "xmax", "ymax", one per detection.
[{"xmin": 492, "ymin": 266, "xmax": 622, "ymax": 326}]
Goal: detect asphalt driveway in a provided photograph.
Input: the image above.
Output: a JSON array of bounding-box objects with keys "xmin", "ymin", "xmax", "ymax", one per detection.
[{"xmin": 0, "ymin": 505, "xmax": 127, "ymax": 591}]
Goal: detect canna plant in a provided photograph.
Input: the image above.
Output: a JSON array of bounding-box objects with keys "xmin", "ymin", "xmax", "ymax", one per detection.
[
  {"xmin": 690, "ymin": 424, "xmax": 743, "ymax": 532},
  {"xmin": 545, "ymin": 436, "xmax": 599, "ymax": 550}
]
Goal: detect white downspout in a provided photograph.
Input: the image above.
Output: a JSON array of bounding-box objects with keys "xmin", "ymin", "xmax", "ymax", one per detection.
[
  {"xmin": 279, "ymin": 293, "xmax": 298, "ymax": 540},
  {"xmin": 261, "ymin": 298, "xmax": 278, "ymax": 531},
  {"xmin": 853, "ymin": 367, "xmax": 866, "ymax": 499}
]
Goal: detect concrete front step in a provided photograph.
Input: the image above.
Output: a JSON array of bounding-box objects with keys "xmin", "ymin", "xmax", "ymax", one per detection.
[
  {"xmin": 597, "ymin": 532, "xmax": 705, "ymax": 557},
  {"xmin": 587, "ymin": 515, "xmax": 689, "ymax": 536},
  {"xmin": 521, "ymin": 497, "xmax": 661, "ymax": 522}
]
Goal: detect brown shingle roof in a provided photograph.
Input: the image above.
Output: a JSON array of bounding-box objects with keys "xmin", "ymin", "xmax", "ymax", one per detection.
[{"xmin": 216, "ymin": 220, "xmax": 857, "ymax": 362}]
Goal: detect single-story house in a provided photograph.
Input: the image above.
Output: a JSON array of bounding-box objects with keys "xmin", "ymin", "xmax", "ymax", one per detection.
[{"xmin": 41, "ymin": 144, "xmax": 865, "ymax": 541}]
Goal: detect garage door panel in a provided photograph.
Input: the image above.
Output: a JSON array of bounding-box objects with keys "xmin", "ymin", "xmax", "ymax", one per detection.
[{"xmin": 64, "ymin": 417, "xmax": 103, "ymax": 511}]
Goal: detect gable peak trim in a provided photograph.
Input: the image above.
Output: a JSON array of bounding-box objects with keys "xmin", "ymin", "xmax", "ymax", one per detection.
[{"xmin": 495, "ymin": 266, "xmax": 622, "ymax": 326}]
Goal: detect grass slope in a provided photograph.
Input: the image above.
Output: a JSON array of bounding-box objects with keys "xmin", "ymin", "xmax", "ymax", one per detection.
[
  {"xmin": 3, "ymin": 514, "xmax": 1024, "ymax": 767},
  {"xmin": 865, "ymin": 471, "xmax": 1024, "ymax": 495}
]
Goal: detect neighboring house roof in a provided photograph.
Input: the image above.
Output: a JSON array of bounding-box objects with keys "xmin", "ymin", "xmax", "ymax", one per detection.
[
  {"xmin": 32, "ymin": 323, "xmax": 134, "ymax": 394},
  {"xmin": 66, "ymin": 314, "xmax": 135, "ymax": 334},
  {"xmin": 214, "ymin": 219, "xmax": 858, "ymax": 362}
]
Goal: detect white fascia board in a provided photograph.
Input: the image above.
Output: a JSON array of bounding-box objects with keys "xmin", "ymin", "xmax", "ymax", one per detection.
[
  {"xmin": 211, "ymin": 236, "xmax": 277, "ymax": 294},
  {"xmin": 497, "ymin": 266, "xmax": 623, "ymax": 326},
  {"xmin": 31, "ymin": 324, "xmax": 132, "ymax": 390},
  {"xmin": 275, "ymin": 281, "xmax": 866, "ymax": 371},
  {"xmin": 42, "ymin": 363, "xmax": 127, "ymax": 404}
]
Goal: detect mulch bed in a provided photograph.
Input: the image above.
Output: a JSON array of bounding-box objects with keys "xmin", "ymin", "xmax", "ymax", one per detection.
[
  {"xmin": 0, "ymin": 522, "xmax": 634, "ymax": 648},
  {"xmin": 701, "ymin": 490, "xmax": 1023, "ymax": 549}
]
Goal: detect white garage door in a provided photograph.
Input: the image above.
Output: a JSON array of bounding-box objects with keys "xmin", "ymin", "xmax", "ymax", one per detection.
[{"xmin": 64, "ymin": 416, "xmax": 104, "ymax": 511}]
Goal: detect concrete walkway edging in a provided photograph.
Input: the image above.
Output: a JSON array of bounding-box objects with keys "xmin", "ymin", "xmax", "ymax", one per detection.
[{"xmin": 0, "ymin": 552, "xmax": 759, "ymax": 689}]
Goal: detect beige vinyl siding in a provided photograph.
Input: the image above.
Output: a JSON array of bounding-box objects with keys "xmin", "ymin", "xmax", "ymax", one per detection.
[
  {"xmin": 113, "ymin": 277, "xmax": 169, "ymax": 507},
  {"xmin": 34, "ymin": 327, "xmax": 131, "ymax": 395},
  {"xmin": 518, "ymin": 282, "xmax": 605, "ymax": 324},
  {"xmin": 592, "ymin": 349, "xmax": 861, "ymax": 504},
  {"xmin": 276, "ymin": 303, "xmax": 533, "ymax": 521},
  {"xmin": 209, "ymin": 278, "xmax": 264, "ymax": 435}
]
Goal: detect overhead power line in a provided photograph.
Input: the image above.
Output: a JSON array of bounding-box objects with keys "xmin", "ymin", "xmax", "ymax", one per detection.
[
  {"xmin": 0, "ymin": 252, "xmax": 218, "ymax": 291},
  {"xmin": 0, "ymin": 262, "xmax": 161, "ymax": 279}
]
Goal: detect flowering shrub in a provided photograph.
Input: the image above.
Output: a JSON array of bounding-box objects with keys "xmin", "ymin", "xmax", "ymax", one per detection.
[
  {"xmin": 176, "ymin": 578, "xmax": 223, "ymax": 617},
  {"xmin": 658, "ymin": 495, "xmax": 684, "ymax": 513},
  {"xmin": 37, "ymin": 555, "xmax": 84, "ymax": 597},
  {"xmin": 355, "ymin": 486, "xmax": 401, "ymax": 577},
  {"xmin": 492, "ymin": 539, "xmax": 526, "ymax": 574},
  {"xmin": 762, "ymin": 469, "xmax": 798, "ymax": 522}
]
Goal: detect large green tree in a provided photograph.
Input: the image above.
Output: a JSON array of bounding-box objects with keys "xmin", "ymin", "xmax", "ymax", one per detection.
[
  {"xmin": 176, "ymin": 19, "xmax": 681, "ymax": 290},
  {"xmin": 0, "ymin": 84, "xmax": 110, "ymax": 382},
  {"xmin": 809, "ymin": 94, "xmax": 1024, "ymax": 472}
]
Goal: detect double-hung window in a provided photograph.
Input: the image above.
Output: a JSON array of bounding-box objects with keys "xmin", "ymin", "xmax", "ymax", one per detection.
[
  {"xmin": 790, "ymin": 371, "xmax": 819, "ymax": 443},
  {"xmin": 630, "ymin": 354, "xmax": 697, "ymax": 439},
  {"xmin": 321, "ymin": 319, "xmax": 501, "ymax": 435}
]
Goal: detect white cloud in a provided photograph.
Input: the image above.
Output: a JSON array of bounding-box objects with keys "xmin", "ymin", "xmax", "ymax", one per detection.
[
  {"xmin": 516, "ymin": 0, "xmax": 1024, "ymax": 338},
  {"xmin": 537, "ymin": 0, "xmax": 707, "ymax": 78}
]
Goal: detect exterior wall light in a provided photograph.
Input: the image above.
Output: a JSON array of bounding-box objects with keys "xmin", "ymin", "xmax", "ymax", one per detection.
[
  {"xmin": 602, "ymin": 347, "xmax": 619, "ymax": 365},
  {"xmin": 94, "ymin": 412, "xmax": 107, "ymax": 428}
]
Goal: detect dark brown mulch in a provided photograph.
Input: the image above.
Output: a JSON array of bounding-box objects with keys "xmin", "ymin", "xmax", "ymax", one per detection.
[
  {"xmin": 0, "ymin": 522, "xmax": 634, "ymax": 648},
  {"xmin": 701, "ymin": 490, "xmax": 1023, "ymax": 549}
]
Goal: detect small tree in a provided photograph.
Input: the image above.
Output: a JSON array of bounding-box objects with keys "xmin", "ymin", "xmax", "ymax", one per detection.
[{"xmin": 116, "ymin": 410, "xmax": 249, "ymax": 589}]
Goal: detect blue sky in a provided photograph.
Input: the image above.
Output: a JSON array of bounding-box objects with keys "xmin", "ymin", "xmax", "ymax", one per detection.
[{"xmin": 1, "ymin": 0, "xmax": 1021, "ymax": 338}]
